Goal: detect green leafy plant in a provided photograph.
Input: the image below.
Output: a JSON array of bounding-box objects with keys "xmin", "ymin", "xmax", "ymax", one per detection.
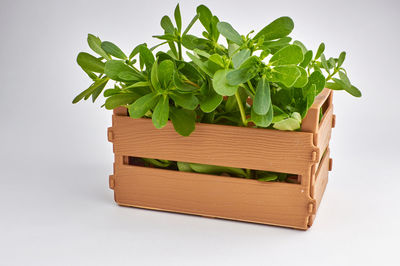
[
  {"xmin": 74, "ymin": 3, "xmax": 361, "ymax": 136},
  {"xmin": 73, "ymin": 4, "xmax": 361, "ymax": 181}
]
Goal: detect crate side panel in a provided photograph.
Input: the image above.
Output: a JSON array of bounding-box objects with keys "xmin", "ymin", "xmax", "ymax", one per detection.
[
  {"xmin": 316, "ymin": 105, "xmax": 333, "ymax": 159},
  {"xmin": 114, "ymin": 166, "xmax": 311, "ymax": 229},
  {"xmin": 112, "ymin": 117, "xmax": 316, "ymax": 174},
  {"xmin": 313, "ymin": 149, "xmax": 330, "ymax": 209}
]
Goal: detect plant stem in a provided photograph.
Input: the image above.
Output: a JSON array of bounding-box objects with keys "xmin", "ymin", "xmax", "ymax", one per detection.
[
  {"xmin": 178, "ymin": 40, "xmax": 183, "ymax": 60},
  {"xmin": 235, "ymin": 91, "xmax": 248, "ymax": 126},
  {"xmin": 247, "ymin": 80, "xmax": 256, "ymax": 94},
  {"xmin": 326, "ymin": 68, "xmax": 339, "ymax": 81},
  {"xmin": 184, "ymin": 79, "xmax": 200, "ymax": 88}
]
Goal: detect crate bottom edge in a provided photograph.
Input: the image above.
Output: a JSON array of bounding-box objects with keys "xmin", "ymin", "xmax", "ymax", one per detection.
[{"xmin": 115, "ymin": 201, "xmax": 310, "ymax": 230}]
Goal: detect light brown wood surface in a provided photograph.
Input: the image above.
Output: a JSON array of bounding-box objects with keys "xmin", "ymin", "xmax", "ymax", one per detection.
[
  {"xmin": 111, "ymin": 116, "xmax": 317, "ymax": 175},
  {"xmin": 115, "ymin": 165, "xmax": 312, "ymax": 229},
  {"xmin": 107, "ymin": 89, "xmax": 335, "ymax": 229}
]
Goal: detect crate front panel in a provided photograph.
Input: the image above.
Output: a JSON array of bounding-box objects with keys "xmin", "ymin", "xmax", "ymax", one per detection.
[
  {"xmin": 114, "ymin": 165, "xmax": 311, "ymax": 229},
  {"xmin": 111, "ymin": 116, "xmax": 317, "ymax": 174}
]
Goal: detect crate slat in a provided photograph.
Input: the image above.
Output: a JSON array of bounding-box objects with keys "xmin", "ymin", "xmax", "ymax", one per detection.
[
  {"xmin": 115, "ymin": 165, "xmax": 312, "ymax": 229},
  {"xmin": 316, "ymin": 104, "xmax": 333, "ymax": 159},
  {"xmin": 111, "ymin": 117, "xmax": 317, "ymax": 174}
]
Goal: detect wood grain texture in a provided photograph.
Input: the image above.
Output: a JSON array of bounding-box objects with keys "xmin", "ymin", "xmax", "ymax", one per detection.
[
  {"xmin": 114, "ymin": 165, "xmax": 312, "ymax": 230},
  {"xmin": 111, "ymin": 116, "xmax": 317, "ymax": 175},
  {"xmin": 301, "ymin": 88, "xmax": 332, "ymax": 133},
  {"xmin": 312, "ymin": 148, "xmax": 330, "ymax": 209},
  {"xmin": 108, "ymin": 89, "xmax": 335, "ymax": 229},
  {"xmin": 316, "ymin": 104, "xmax": 333, "ymax": 160},
  {"xmin": 307, "ymin": 149, "xmax": 330, "ymax": 227}
]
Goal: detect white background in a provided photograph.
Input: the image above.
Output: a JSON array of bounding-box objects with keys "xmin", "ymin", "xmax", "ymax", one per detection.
[{"xmin": 1, "ymin": 0, "xmax": 399, "ymax": 265}]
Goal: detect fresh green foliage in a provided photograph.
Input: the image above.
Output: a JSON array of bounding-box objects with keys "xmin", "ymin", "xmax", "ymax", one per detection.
[{"xmin": 74, "ymin": 4, "xmax": 361, "ymax": 180}]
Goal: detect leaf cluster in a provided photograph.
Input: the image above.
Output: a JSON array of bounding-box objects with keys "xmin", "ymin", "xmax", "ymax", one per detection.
[{"xmin": 74, "ymin": 4, "xmax": 361, "ymax": 137}]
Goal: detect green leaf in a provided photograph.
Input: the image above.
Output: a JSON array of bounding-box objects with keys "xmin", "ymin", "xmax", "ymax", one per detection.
[
  {"xmin": 104, "ymin": 60, "xmax": 141, "ymax": 81},
  {"xmin": 226, "ymin": 56, "xmax": 260, "ymax": 85},
  {"xmin": 76, "ymin": 52, "xmax": 105, "ymax": 73},
  {"xmin": 216, "ymin": 22, "xmax": 243, "ymax": 45},
  {"xmin": 157, "ymin": 60, "xmax": 175, "ymax": 88},
  {"xmin": 196, "ymin": 5, "xmax": 213, "ymax": 32},
  {"xmin": 87, "ymin": 34, "xmax": 110, "ymax": 60},
  {"xmin": 325, "ymin": 82, "xmax": 343, "ymax": 90},
  {"xmin": 306, "ymin": 71, "xmax": 326, "ymax": 94},
  {"xmin": 149, "ymin": 61, "xmax": 161, "ymax": 92},
  {"xmin": 139, "ymin": 45, "xmax": 155, "ymax": 70},
  {"xmin": 177, "ymin": 162, "xmax": 193, "ymax": 172},
  {"xmin": 167, "ymin": 41, "xmax": 178, "ymax": 59},
  {"xmin": 320, "ymin": 54, "xmax": 330, "ymax": 72},
  {"xmin": 174, "ymin": 4, "xmax": 182, "ymax": 33},
  {"xmin": 143, "ymin": 158, "xmax": 171, "ymax": 168},
  {"xmin": 299, "ymin": 50, "xmax": 313, "ymax": 68},
  {"xmin": 315, "ymin": 43, "xmax": 325, "ymax": 59},
  {"xmin": 261, "ymin": 37, "xmax": 292, "ymax": 51},
  {"xmin": 232, "ymin": 48, "xmax": 250, "ymax": 68},
  {"xmin": 208, "ymin": 54, "xmax": 225, "ymax": 68},
  {"xmin": 212, "ymin": 69, "xmax": 239, "ymax": 96},
  {"xmin": 332, "ymin": 78, "xmax": 347, "ymax": 89},
  {"xmin": 124, "ymin": 81, "xmax": 150, "ymax": 90},
  {"xmin": 118, "ymin": 71, "xmax": 140, "ymax": 81},
  {"xmin": 333, "ymin": 76, "xmax": 361, "ymax": 97},
  {"xmin": 128, "ymin": 92, "xmax": 159, "ymax": 118},
  {"xmin": 254, "ymin": 16, "xmax": 294, "ymax": 40},
  {"xmin": 170, "ymin": 107, "xmax": 196, "ymax": 136},
  {"xmin": 270, "ymin": 65, "xmax": 301, "ymax": 87},
  {"xmin": 72, "ymin": 77, "xmax": 109, "ymax": 104},
  {"xmin": 104, "ymin": 93, "xmax": 139, "ymax": 110},
  {"xmin": 257, "ymin": 173, "xmax": 278, "ymax": 182},
  {"xmin": 228, "ymin": 41, "xmax": 240, "ymax": 57},
  {"xmin": 170, "ymin": 92, "xmax": 199, "ymax": 110},
  {"xmin": 91, "ymin": 78, "xmax": 109, "ymax": 102},
  {"xmin": 328, "ymin": 57, "xmax": 336, "ymax": 69},
  {"xmin": 302, "ymin": 84, "xmax": 317, "ymax": 110},
  {"xmin": 345, "ymin": 85, "xmax": 362, "ymax": 97},
  {"xmin": 251, "ymin": 102, "xmax": 273, "ymax": 127},
  {"xmin": 253, "ymin": 77, "xmax": 271, "ymax": 115},
  {"xmin": 194, "ymin": 48, "xmax": 211, "ymax": 58},
  {"xmin": 293, "ymin": 40, "xmax": 307, "ymax": 54},
  {"xmin": 129, "ymin": 43, "xmax": 146, "ymax": 60},
  {"xmin": 173, "ymin": 73, "xmax": 199, "ymax": 92},
  {"xmin": 186, "ymin": 52, "xmax": 213, "ymax": 77},
  {"xmin": 152, "ymin": 95, "xmax": 169, "ymax": 128},
  {"xmin": 339, "ymin": 71, "xmax": 351, "ymax": 88},
  {"xmin": 273, "ymin": 112, "xmax": 301, "ymax": 131},
  {"xmin": 103, "ymin": 88, "xmax": 121, "ymax": 97},
  {"xmin": 101, "ymin": 41, "xmax": 127, "ymax": 59},
  {"xmin": 269, "ymin": 45, "xmax": 304, "ymax": 66},
  {"xmin": 183, "ymin": 14, "xmax": 199, "ymax": 36},
  {"xmin": 152, "ymin": 34, "xmax": 176, "ymax": 41},
  {"xmin": 84, "ymin": 70, "xmax": 98, "ymax": 81},
  {"xmin": 200, "ymin": 86, "xmax": 223, "ymax": 113},
  {"xmin": 272, "ymin": 105, "xmax": 289, "ymax": 123},
  {"xmin": 337, "ymin": 51, "xmax": 346, "ymax": 67},
  {"xmin": 161, "ymin": 15, "xmax": 175, "ymax": 34},
  {"xmin": 188, "ymin": 163, "xmax": 247, "ymax": 177},
  {"xmin": 293, "ymin": 66, "xmax": 308, "ymax": 88}
]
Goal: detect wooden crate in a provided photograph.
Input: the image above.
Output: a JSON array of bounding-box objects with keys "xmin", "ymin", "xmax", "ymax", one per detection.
[{"xmin": 107, "ymin": 88, "xmax": 335, "ymax": 230}]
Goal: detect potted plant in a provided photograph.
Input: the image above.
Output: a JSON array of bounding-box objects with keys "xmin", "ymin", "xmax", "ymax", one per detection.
[{"xmin": 73, "ymin": 4, "xmax": 361, "ymax": 229}]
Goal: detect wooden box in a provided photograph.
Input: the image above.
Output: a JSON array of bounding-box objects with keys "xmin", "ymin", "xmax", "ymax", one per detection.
[{"xmin": 107, "ymin": 88, "xmax": 335, "ymax": 230}]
